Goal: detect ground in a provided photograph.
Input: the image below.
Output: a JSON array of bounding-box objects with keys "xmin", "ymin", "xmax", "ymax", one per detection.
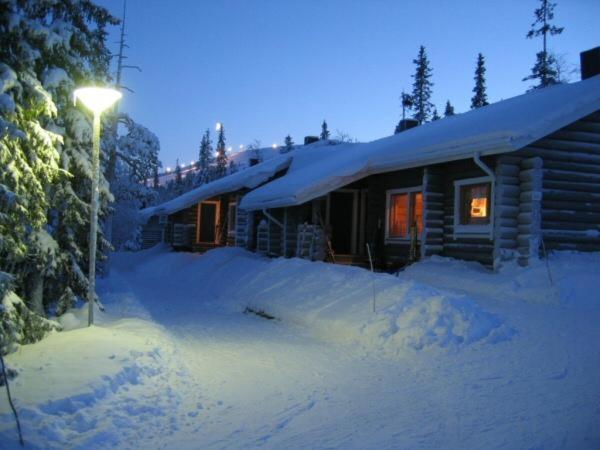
[{"xmin": 1, "ymin": 246, "xmax": 599, "ymax": 449}]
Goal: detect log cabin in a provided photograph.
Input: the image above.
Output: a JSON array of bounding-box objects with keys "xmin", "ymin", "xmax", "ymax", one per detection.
[
  {"xmin": 139, "ymin": 155, "xmax": 291, "ymax": 251},
  {"xmin": 238, "ymin": 48, "xmax": 600, "ymax": 270}
]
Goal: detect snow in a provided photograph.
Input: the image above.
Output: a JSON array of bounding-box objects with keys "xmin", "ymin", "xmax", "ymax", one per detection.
[
  {"xmin": 41, "ymin": 67, "xmax": 71, "ymax": 90},
  {"xmin": 1, "ymin": 247, "xmax": 599, "ymax": 448},
  {"xmin": 140, "ymin": 154, "xmax": 293, "ymax": 220},
  {"xmin": 240, "ymin": 75, "xmax": 600, "ymax": 210}
]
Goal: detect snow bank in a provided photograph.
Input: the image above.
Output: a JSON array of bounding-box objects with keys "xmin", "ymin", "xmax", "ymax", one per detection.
[
  {"xmin": 0, "ymin": 310, "xmax": 188, "ymax": 449},
  {"xmin": 121, "ymin": 247, "xmax": 512, "ymax": 356}
]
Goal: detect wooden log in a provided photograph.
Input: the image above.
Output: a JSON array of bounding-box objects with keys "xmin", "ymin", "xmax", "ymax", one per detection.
[
  {"xmin": 543, "ymin": 160, "xmax": 600, "ymax": 175},
  {"xmin": 536, "ymin": 138, "xmax": 600, "ymax": 155},
  {"xmin": 542, "ymin": 220, "xmax": 599, "ymax": 231},
  {"xmin": 552, "ymin": 130, "xmax": 600, "ymax": 145},
  {"xmin": 520, "ymin": 157, "xmax": 543, "ymax": 170},
  {"xmin": 566, "ymin": 120, "xmax": 600, "ymax": 134},
  {"xmin": 542, "ymin": 200, "xmax": 600, "ymax": 213},
  {"xmin": 541, "ymin": 189, "xmax": 600, "ymax": 202},
  {"xmin": 542, "ymin": 209, "xmax": 600, "ymax": 224},
  {"xmin": 543, "ymin": 179, "xmax": 600, "ymax": 194},
  {"xmin": 521, "ymin": 146, "xmax": 600, "ymax": 165},
  {"xmin": 543, "ymin": 169, "xmax": 600, "ymax": 184}
]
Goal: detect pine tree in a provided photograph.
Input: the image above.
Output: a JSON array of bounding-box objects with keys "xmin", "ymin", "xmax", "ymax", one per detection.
[
  {"xmin": 215, "ymin": 124, "xmax": 228, "ymax": 178},
  {"xmin": 198, "ymin": 129, "xmax": 213, "ymax": 171},
  {"xmin": 175, "ymin": 159, "xmax": 183, "ymax": 186},
  {"xmin": 524, "ymin": 0, "xmax": 564, "ymax": 89},
  {"xmin": 282, "ymin": 135, "xmax": 294, "ymax": 153},
  {"xmin": 444, "ymin": 100, "xmax": 455, "ymax": 117},
  {"xmin": 431, "ymin": 108, "xmax": 441, "ymax": 121},
  {"xmin": 471, "ymin": 53, "xmax": 489, "ymax": 109},
  {"xmin": 411, "ymin": 46, "xmax": 434, "ymax": 124},
  {"xmin": 320, "ymin": 120, "xmax": 330, "ymax": 140}
]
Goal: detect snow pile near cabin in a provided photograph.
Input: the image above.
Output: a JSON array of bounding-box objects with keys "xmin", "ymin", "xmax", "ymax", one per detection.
[{"xmin": 123, "ymin": 247, "xmax": 513, "ymax": 355}]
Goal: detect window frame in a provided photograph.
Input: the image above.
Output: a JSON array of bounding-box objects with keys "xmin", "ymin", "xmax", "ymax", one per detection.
[
  {"xmin": 385, "ymin": 186, "xmax": 423, "ymax": 243},
  {"xmin": 453, "ymin": 176, "xmax": 494, "ymax": 237},
  {"xmin": 227, "ymin": 201, "xmax": 237, "ymax": 236}
]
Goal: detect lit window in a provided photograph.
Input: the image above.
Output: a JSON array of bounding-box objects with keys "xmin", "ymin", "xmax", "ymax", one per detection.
[
  {"xmin": 387, "ymin": 189, "xmax": 423, "ymax": 239},
  {"xmin": 459, "ymin": 182, "xmax": 491, "ymax": 225}
]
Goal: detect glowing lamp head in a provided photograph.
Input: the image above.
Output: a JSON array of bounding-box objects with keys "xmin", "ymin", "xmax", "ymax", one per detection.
[
  {"xmin": 216, "ymin": 122, "xmax": 222, "ymax": 131},
  {"xmin": 272, "ymin": 143, "xmax": 278, "ymax": 149},
  {"xmin": 239, "ymin": 144, "xmax": 244, "ymax": 150},
  {"xmin": 166, "ymin": 167, "xmax": 171, "ymax": 172},
  {"xmin": 74, "ymin": 87, "xmax": 122, "ymax": 114}
]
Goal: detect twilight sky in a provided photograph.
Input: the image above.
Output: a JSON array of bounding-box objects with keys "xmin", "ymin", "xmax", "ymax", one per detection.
[{"xmin": 95, "ymin": 0, "xmax": 600, "ymax": 169}]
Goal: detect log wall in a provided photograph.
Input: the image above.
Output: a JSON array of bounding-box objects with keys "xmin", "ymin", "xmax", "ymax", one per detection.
[{"xmin": 520, "ymin": 111, "xmax": 600, "ymax": 253}]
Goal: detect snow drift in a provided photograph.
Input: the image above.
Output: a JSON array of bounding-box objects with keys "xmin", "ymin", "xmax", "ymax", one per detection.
[{"xmin": 121, "ymin": 246, "xmax": 513, "ymax": 356}]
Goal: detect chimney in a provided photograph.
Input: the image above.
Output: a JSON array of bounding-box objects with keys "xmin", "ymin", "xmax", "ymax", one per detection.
[
  {"xmin": 394, "ymin": 119, "xmax": 419, "ymax": 134},
  {"xmin": 580, "ymin": 46, "xmax": 600, "ymax": 80},
  {"xmin": 304, "ymin": 136, "xmax": 319, "ymax": 145}
]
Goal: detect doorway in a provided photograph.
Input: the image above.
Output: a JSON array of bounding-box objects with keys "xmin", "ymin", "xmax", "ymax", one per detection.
[
  {"xmin": 328, "ymin": 190, "xmax": 358, "ymax": 254},
  {"xmin": 197, "ymin": 201, "xmax": 218, "ymax": 243}
]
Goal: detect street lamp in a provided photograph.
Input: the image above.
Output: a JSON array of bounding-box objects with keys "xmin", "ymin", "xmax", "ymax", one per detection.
[{"xmin": 73, "ymin": 87, "xmax": 122, "ymax": 326}]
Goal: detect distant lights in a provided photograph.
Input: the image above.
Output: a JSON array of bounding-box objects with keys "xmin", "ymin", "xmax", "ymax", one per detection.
[
  {"xmin": 166, "ymin": 167, "xmax": 171, "ymax": 172},
  {"xmin": 272, "ymin": 143, "xmax": 278, "ymax": 149},
  {"xmin": 216, "ymin": 122, "xmax": 222, "ymax": 131},
  {"xmin": 227, "ymin": 146, "xmax": 232, "ymax": 152},
  {"xmin": 239, "ymin": 144, "xmax": 244, "ymax": 150}
]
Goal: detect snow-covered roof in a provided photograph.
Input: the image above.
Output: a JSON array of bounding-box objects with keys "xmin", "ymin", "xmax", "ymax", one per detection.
[
  {"xmin": 240, "ymin": 75, "xmax": 600, "ymax": 210},
  {"xmin": 140, "ymin": 154, "xmax": 292, "ymax": 220}
]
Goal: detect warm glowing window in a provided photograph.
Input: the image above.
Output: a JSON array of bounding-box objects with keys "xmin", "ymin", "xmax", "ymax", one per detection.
[
  {"xmin": 459, "ymin": 182, "xmax": 491, "ymax": 225},
  {"xmin": 387, "ymin": 189, "xmax": 423, "ymax": 239}
]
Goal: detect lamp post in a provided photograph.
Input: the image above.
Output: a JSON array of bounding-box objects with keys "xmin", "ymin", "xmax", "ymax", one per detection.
[{"xmin": 73, "ymin": 87, "xmax": 122, "ymax": 326}]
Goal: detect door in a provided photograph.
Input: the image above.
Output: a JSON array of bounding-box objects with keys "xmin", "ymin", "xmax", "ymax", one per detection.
[
  {"xmin": 198, "ymin": 202, "xmax": 217, "ymax": 243},
  {"xmin": 329, "ymin": 191, "xmax": 357, "ymax": 254}
]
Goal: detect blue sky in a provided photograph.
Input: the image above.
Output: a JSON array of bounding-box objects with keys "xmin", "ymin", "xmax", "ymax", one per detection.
[{"xmin": 95, "ymin": 0, "xmax": 600, "ymax": 169}]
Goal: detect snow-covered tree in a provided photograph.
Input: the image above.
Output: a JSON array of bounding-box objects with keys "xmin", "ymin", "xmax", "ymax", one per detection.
[
  {"xmin": 444, "ymin": 100, "xmax": 455, "ymax": 117},
  {"xmin": 215, "ymin": 123, "xmax": 227, "ymax": 178},
  {"xmin": 431, "ymin": 108, "xmax": 441, "ymax": 121},
  {"xmin": 471, "ymin": 53, "xmax": 489, "ymax": 109},
  {"xmin": 411, "ymin": 46, "xmax": 434, "ymax": 124},
  {"xmin": 111, "ymin": 117, "xmax": 160, "ymax": 250},
  {"xmin": 246, "ymin": 139, "xmax": 262, "ymax": 165},
  {"xmin": 394, "ymin": 91, "xmax": 414, "ymax": 133},
  {"xmin": 0, "ymin": 0, "xmax": 118, "ymax": 351},
  {"xmin": 320, "ymin": 120, "xmax": 330, "ymax": 140},
  {"xmin": 524, "ymin": 0, "xmax": 564, "ymax": 89}
]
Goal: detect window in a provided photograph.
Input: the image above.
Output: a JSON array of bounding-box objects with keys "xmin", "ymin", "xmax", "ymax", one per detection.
[
  {"xmin": 227, "ymin": 202, "xmax": 237, "ymax": 235},
  {"xmin": 386, "ymin": 188, "xmax": 423, "ymax": 240},
  {"xmin": 454, "ymin": 177, "xmax": 493, "ymax": 235}
]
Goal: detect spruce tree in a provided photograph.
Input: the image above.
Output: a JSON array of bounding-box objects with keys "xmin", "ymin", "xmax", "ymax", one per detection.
[
  {"xmin": 198, "ymin": 129, "xmax": 213, "ymax": 171},
  {"xmin": 0, "ymin": 0, "xmax": 118, "ymax": 349},
  {"xmin": 444, "ymin": 100, "xmax": 455, "ymax": 117},
  {"xmin": 471, "ymin": 53, "xmax": 489, "ymax": 109},
  {"xmin": 431, "ymin": 108, "xmax": 441, "ymax": 121},
  {"xmin": 524, "ymin": 0, "xmax": 564, "ymax": 89},
  {"xmin": 215, "ymin": 124, "xmax": 228, "ymax": 178},
  {"xmin": 411, "ymin": 46, "xmax": 434, "ymax": 124},
  {"xmin": 283, "ymin": 135, "xmax": 294, "ymax": 153},
  {"xmin": 320, "ymin": 120, "xmax": 330, "ymax": 140},
  {"xmin": 175, "ymin": 159, "xmax": 183, "ymax": 186}
]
